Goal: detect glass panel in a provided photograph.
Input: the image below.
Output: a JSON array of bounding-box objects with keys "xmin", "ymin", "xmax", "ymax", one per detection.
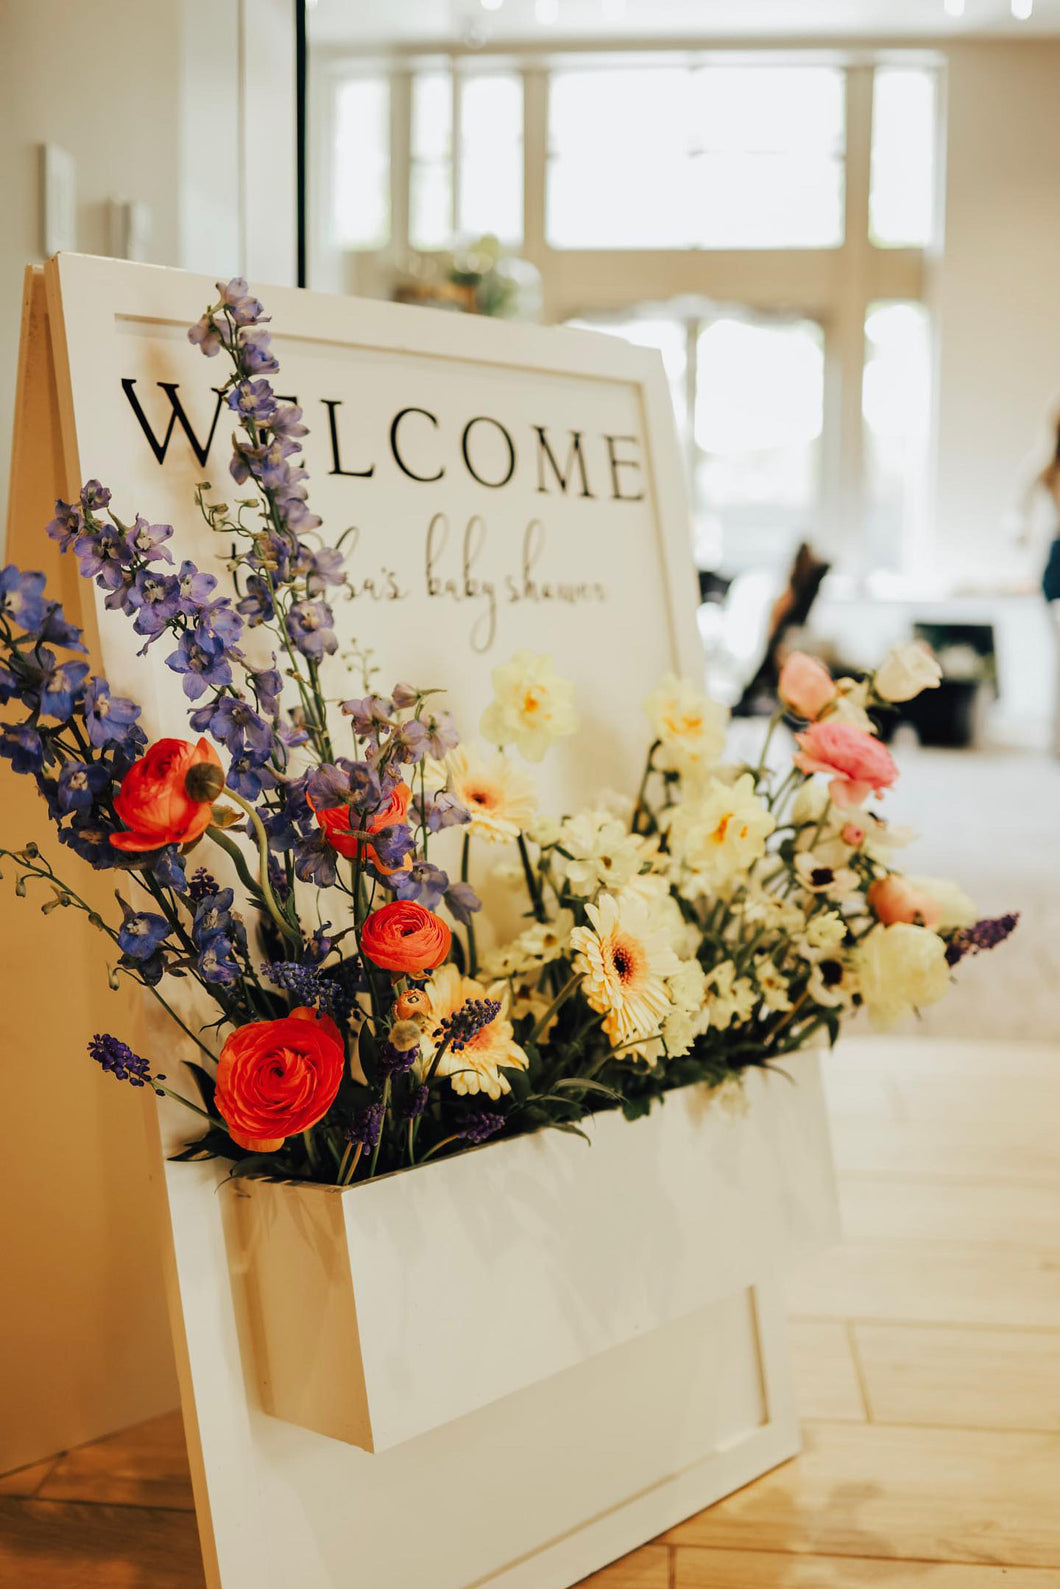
[
  {"xmin": 333, "ymin": 77, "xmax": 390, "ymax": 249},
  {"xmin": 694, "ymin": 317, "xmax": 824, "ymax": 570},
  {"xmin": 460, "ymin": 73, "xmax": 524, "ymax": 244},
  {"xmin": 548, "ymin": 64, "xmax": 844, "ymax": 249},
  {"xmin": 862, "ymin": 301, "xmax": 933, "ymax": 571},
  {"xmin": 410, "ymin": 71, "xmax": 452, "ymax": 249},
  {"xmin": 870, "ymin": 67, "xmax": 938, "ymax": 247},
  {"xmin": 548, "ymin": 67, "xmax": 695, "ymax": 248}
]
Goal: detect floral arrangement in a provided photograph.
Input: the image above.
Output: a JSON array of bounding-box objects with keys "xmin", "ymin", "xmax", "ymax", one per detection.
[{"xmin": 0, "ymin": 280, "xmax": 1016, "ymax": 1185}]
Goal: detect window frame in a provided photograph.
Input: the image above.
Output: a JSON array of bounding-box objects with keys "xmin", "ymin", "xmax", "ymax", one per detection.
[{"xmin": 309, "ymin": 43, "xmax": 943, "ymax": 575}]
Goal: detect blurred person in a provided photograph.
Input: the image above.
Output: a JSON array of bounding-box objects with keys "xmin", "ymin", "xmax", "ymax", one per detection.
[{"xmin": 1013, "ymin": 411, "xmax": 1060, "ymax": 753}]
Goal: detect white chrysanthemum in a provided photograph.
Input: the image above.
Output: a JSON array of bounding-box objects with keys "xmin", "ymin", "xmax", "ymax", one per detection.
[
  {"xmin": 663, "ymin": 773, "xmax": 775, "ymax": 892},
  {"xmin": 800, "ymin": 909, "xmax": 847, "ymax": 956},
  {"xmin": 855, "ymin": 922, "xmax": 950, "ymax": 1030},
  {"xmin": 558, "ymin": 809, "xmax": 649, "ymax": 896},
  {"xmin": 705, "ymin": 960, "xmax": 757, "ymax": 1031},
  {"xmin": 753, "ymin": 954, "xmax": 794, "ymax": 1013},
  {"xmin": 645, "ymin": 673, "xmax": 729, "ymax": 777},
  {"xmin": 570, "ymin": 892, "xmax": 682, "ymax": 1050},
  {"xmin": 421, "ymin": 964, "xmax": 529, "ymax": 1099},
  {"xmin": 447, "ymin": 745, "xmax": 538, "ymax": 843},
  {"xmin": 480, "ymin": 910, "xmax": 574, "ymax": 979},
  {"xmin": 480, "ymin": 650, "xmax": 578, "ymax": 762}
]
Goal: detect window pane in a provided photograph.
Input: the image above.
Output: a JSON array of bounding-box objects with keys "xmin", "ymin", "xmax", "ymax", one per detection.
[
  {"xmin": 694, "ymin": 317, "xmax": 824, "ymax": 570},
  {"xmin": 862, "ymin": 301, "xmax": 932, "ymax": 571},
  {"xmin": 460, "ymin": 74, "xmax": 524, "ymax": 245},
  {"xmin": 871, "ymin": 68, "xmax": 938, "ymax": 247},
  {"xmin": 548, "ymin": 64, "xmax": 844, "ymax": 249},
  {"xmin": 333, "ymin": 78, "xmax": 389, "ymax": 249},
  {"xmin": 548, "ymin": 67, "xmax": 695, "ymax": 248},
  {"xmin": 410, "ymin": 71, "xmax": 452, "ymax": 249}
]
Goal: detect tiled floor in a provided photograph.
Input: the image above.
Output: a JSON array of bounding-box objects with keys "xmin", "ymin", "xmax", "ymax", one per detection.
[{"xmin": 1, "ymin": 1033, "xmax": 1057, "ymax": 1587}]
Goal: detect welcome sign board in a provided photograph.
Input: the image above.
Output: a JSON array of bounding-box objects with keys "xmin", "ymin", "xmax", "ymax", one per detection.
[{"xmin": 45, "ymin": 253, "xmax": 702, "ymax": 811}]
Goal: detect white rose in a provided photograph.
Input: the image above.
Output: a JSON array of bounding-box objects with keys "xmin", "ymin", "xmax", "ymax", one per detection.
[
  {"xmin": 856, "ymin": 922, "xmax": 950, "ymax": 1029},
  {"xmin": 874, "ymin": 642, "xmax": 943, "ymax": 704},
  {"xmin": 909, "ymin": 875, "xmax": 977, "ymax": 930}
]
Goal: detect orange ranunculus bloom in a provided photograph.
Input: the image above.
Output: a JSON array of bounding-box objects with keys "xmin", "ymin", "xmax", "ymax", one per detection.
[
  {"xmin": 313, "ymin": 781, "xmax": 411, "ymax": 873},
  {"xmin": 360, "ymin": 900, "xmax": 451, "ymax": 977},
  {"xmin": 110, "ymin": 737, "xmax": 223, "ymax": 852},
  {"xmin": 214, "ymin": 1008, "xmax": 345, "ymax": 1153},
  {"xmin": 867, "ymin": 875, "xmax": 942, "ymax": 929},
  {"xmin": 778, "ymin": 651, "xmax": 836, "ymax": 721}
]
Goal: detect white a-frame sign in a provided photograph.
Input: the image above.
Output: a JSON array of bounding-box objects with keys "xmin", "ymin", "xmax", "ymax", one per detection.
[{"xmin": 2, "ymin": 254, "xmax": 837, "ymax": 1588}]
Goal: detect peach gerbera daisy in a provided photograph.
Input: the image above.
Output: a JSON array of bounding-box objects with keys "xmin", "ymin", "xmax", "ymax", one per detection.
[
  {"xmin": 569, "ymin": 893, "xmax": 682, "ymax": 1051},
  {"xmin": 421, "ymin": 963, "xmax": 529, "ymax": 1099},
  {"xmin": 447, "ymin": 745, "xmax": 538, "ymax": 843}
]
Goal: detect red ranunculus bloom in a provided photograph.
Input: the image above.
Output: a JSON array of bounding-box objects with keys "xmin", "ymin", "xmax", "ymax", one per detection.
[
  {"xmin": 110, "ymin": 737, "xmax": 223, "ymax": 852},
  {"xmin": 360, "ymin": 900, "xmax": 451, "ymax": 976},
  {"xmin": 314, "ymin": 781, "xmax": 411, "ymax": 874},
  {"xmin": 214, "ymin": 1008, "xmax": 345, "ymax": 1153}
]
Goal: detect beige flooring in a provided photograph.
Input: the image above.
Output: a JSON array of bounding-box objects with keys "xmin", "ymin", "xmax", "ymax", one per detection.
[{"xmin": 1, "ymin": 1035, "xmax": 1057, "ymax": 1588}]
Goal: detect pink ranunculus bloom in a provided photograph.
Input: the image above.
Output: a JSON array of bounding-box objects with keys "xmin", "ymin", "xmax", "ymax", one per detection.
[
  {"xmin": 867, "ymin": 875, "xmax": 942, "ymax": 929},
  {"xmin": 778, "ymin": 651, "xmax": 837, "ymax": 720},
  {"xmin": 793, "ymin": 720, "xmax": 898, "ymax": 808}
]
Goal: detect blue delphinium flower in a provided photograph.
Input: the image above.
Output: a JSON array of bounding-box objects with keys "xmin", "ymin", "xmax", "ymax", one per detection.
[
  {"xmin": 0, "ymin": 565, "xmax": 47, "ymax": 630},
  {"xmin": 192, "ymin": 887, "xmax": 246, "ymax": 987},
  {"xmin": 151, "ymin": 846, "xmax": 188, "ymax": 894},
  {"xmin": 44, "ymin": 500, "xmax": 83, "ymax": 551},
  {"xmin": 226, "ymin": 379, "xmax": 277, "ymax": 424},
  {"xmin": 241, "ymin": 328, "xmax": 278, "ymax": 374},
  {"xmin": 38, "ymin": 601, "xmax": 87, "ymax": 651},
  {"xmin": 117, "ymin": 905, "xmax": 171, "ymax": 962},
  {"xmin": 392, "ymin": 860, "xmax": 449, "ymax": 911},
  {"xmin": 445, "ymin": 881, "xmax": 482, "ymax": 926},
  {"xmin": 56, "ymin": 759, "xmax": 111, "ymax": 814},
  {"xmin": 81, "ymin": 480, "xmax": 112, "ymax": 512},
  {"xmin": 175, "ymin": 560, "xmax": 218, "ymax": 615},
  {"xmin": 125, "ymin": 515, "xmax": 174, "ymax": 564},
  {"xmin": 235, "ymin": 575, "xmax": 275, "ymax": 627},
  {"xmin": 189, "ymin": 697, "xmax": 272, "ymax": 761},
  {"xmin": 218, "ymin": 277, "xmax": 267, "ymax": 326},
  {"xmin": 286, "ymin": 599, "xmax": 337, "ymax": 659},
  {"xmin": 128, "ymin": 569, "xmax": 181, "ymax": 638},
  {"xmin": 39, "ymin": 658, "xmax": 90, "ymax": 720},
  {"xmin": 166, "ymin": 627, "xmax": 234, "ymax": 699},
  {"xmin": 81, "ymin": 677, "xmax": 143, "ymax": 749},
  {"xmin": 0, "ymin": 724, "xmax": 43, "ymax": 773}
]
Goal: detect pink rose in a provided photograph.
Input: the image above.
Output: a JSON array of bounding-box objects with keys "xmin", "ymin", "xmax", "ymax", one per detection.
[
  {"xmin": 867, "ymin": 875, "xmax": 942, "ymax": 929},
  {"xmin": 793, "ymin": 720, "xmax": 898, "ymax": 808},
  {"xmin": 778, "ymin": 652, "xmax": 836, "ymax": 720}
]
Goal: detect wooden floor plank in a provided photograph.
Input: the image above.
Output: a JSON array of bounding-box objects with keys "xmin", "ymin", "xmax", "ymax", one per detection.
[
  {"xmin": 0, "ymin": 1496, "xmax": 205, "ymax": 1589},
  {"xmin": 663, "ymin": 1422, "xmax": 1060, "ymax": 1567},
  {"xmin": 788, "ymin": 1321, "xmax": 866, "ymax": 1423},
  {"xmin": 788, "ymin": 1239, "xmax": 1060, "ymax": 1328},
  {"xmin": 826, "ymin": 1118, "xmax": 1060, "ymax": 1186},
  {"xmin": 834, "ymin": 1175, "xmax": 1060, "ymax": 1248},
  {"xmin": 36, "ymin": 1410, "xmax": 193, "ymax": 1511},
  {"xmin": 577, "ymin": 1544, "xmax": 671, "ymax": 1587},
  {"xmin": 674, "ymin": 1546, "xmax": 1060, "ymax": 1586},
  {"xmin": 854, "ymin": 1322, "xmax": 1060, "ymax": 1432}
]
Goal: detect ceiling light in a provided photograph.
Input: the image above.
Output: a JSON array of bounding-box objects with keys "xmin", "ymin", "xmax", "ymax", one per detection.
[
  {"xmin": 943, "ymin": 0, "xmax": 965, "ymax": 16},
  {"xmin": 535, "ymin": 0, "xmax": 559, "ymax": 20},
  {"xmin": 1011, "ymin": 0, "xmax": 1033, "ymax": 16}
]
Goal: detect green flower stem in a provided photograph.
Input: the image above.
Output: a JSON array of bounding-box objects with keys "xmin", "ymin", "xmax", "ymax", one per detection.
[
  {"xmin": 754, "ymin": 709, "xmax": 784, "ymax": 786},
  {"xmin": 517, "ymin": 834, "xmax": 546, "ymax": 923},
  {"xmin": 303, "ymin": 1128, "xmax": 323, "ymax": 1176},
  {"xmin": 217, "ymin": 786, "xmax": 300, "ymax": 944},
  {"xmin": 158, "ymin": 1083, "xmax": 214, "ymax": 1123},
  {"xmin": 528, "ymin": 970, "xmax": 581, "ymax": 1045},
  {"xmin": 419, "ymin": 1133, "xmax": 462, "ymax": 1164},
  {"xmin": 630, "ymin": 740, "xmax": 660, "ymax": 834},
  {"xmin": 461, "ymin": 832, "xmax": 478, "ymax": 977},
  {"xmin": 367, "ymin": 1077, "xmax": 391, "ymax": 1178}
]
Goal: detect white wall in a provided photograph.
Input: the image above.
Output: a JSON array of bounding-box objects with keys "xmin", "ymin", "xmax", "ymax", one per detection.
[
  {"xmin": 932, "ymin": 40, "xmax": 1060, "ymax": 586},
  {"xmin": 0, "ymin": 0, "xmax": 297, "ymax": 532}
]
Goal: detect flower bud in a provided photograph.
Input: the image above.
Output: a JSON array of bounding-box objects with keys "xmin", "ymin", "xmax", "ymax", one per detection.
[
  {"xmin": 394, "ymin": 988, "xmax": 432, "ymax": 1023},
  {"xmin": 388, "ymin": 1020, "xmax": 423, "ymax": 1052},
  {"xmin": 185, "ymin": 760, "xmax": 225, "ymax": 803}
]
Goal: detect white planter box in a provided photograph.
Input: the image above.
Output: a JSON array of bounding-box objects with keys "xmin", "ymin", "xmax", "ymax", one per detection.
[{"xmin": 232, "ymin": 1056, "xmax": 838, "ymax": 1455}]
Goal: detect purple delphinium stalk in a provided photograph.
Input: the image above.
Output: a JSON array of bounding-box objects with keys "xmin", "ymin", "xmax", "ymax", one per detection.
[
  {"xmin": 431, "ymin": 997, "xmax": 501, "ymax": 1054},
  {"xmin": 458, "ymin": 1112, "xmax": 505, "ymax": 1145},
  {"xmin": 945, "ymin": 912, "xmax": 1019, "ymax": 966}
]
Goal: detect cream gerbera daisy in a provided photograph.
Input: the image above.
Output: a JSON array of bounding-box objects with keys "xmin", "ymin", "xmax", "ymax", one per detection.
[
  {"xmin": 569, "ymin": 892, "xmax": 681, "ymax": 1050},
  {"xmin": 420, "ymin": 963, "xmax": 529, "ymax": 1100},
  {"xmin": 447, "ymin": 745, "xmax": 538, "ymax": 843}
]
